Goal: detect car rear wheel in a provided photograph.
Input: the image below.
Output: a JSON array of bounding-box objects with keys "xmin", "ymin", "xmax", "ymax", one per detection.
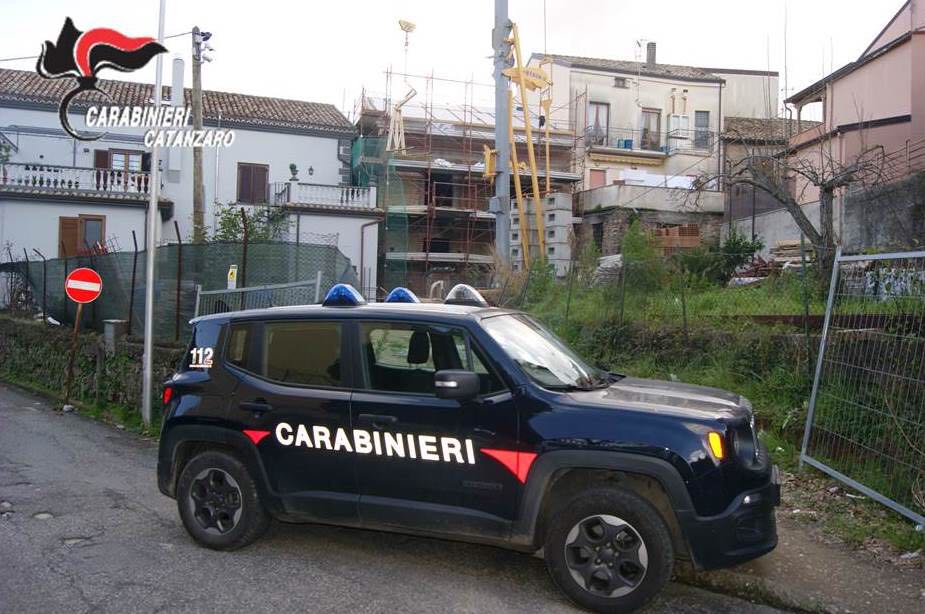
[
  {"xmin": 544, "ymin": 487, "xmax": 673, "ymax": 613},
  {"xmin": 176, "ymin": 450, "xmax": 269, "ymax": 550}
]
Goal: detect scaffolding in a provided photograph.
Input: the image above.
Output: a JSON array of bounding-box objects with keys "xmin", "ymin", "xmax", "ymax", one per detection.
[{"xmin": 353, "ymin": 67, "xmax": 584, "ymax": 296}]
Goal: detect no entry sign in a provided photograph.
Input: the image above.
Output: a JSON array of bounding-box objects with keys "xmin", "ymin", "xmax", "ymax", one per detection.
[{"xmin": 64, "ymin": 267, "xmax": 103, "ymax": 304}]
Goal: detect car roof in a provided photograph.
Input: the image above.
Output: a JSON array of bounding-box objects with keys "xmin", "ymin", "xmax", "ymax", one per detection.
[{"xmin": 190, "ymin": 302, "xmax": 516, "ymax": 326}]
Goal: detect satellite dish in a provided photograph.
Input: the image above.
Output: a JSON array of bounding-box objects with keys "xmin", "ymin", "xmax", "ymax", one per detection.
[{"xmin": 399, "ymin": 19, "xmax": 416, "ymax": 33}]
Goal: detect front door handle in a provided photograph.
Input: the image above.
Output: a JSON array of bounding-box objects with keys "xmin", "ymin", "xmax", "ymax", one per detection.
[
  {"xmin": 473, "ymin": 427, "xmax": 497, "ymax": 438},
  {"xmin": 357, "ymin": 413, "xmax": 398, "ymax": 429},
  {"xmin": 240, "ymin": 400, "xmax": 273, "ymax": 415}
]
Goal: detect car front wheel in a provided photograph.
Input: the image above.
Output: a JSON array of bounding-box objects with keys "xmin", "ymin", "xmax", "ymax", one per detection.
[
  {"xmin": 176, "ymin": 450, "xmax": 269, "ymax": 550},
  {"xmin": 544, "ymin": 487, "xmax": 673, "ymax": 613}
]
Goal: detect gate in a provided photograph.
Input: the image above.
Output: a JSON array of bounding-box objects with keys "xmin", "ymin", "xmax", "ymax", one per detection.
[
  {"xmin": 801, "ymin": 248, "xmax": 925, "ymax": 525},
  {"xmin": 194, "ymin": 272, "xmax": 323, "ymax": 317}
]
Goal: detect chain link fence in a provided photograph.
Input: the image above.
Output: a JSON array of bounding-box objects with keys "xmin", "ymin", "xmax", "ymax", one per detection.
[{"xmin": 1, "ymin": 239, "xmax": 357, "ymax": 343}]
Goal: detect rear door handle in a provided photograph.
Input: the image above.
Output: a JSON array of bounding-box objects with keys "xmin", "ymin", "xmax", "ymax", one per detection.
[
  {"xmin": 357, "ymin": 413, "xmax": 398, "ymax": 429},
  {"xmin": 240, "ymin": 400, "xmax": 273, "ymax": 415}
]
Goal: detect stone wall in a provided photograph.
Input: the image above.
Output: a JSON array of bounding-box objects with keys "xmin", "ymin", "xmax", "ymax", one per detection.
[
  {"xmin": 843, "ymin": 171, "xmax": 925, "ymax": 252},
  {"xmin": 578, "ymin": 207, "xmax": 724, "ymax": 255}
]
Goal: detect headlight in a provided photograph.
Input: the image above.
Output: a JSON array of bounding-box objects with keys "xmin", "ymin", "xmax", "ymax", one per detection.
[{"xmin": 732, "ymin": 416, "xmax": 762, "ymax": 469}]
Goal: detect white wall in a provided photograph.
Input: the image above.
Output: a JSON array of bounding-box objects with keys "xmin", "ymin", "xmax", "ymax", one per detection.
[
  {"xmin": 0, "ymin": 197, "xmax": 147, "ymax": 258},
  {"xmin": 712, "ymin": 71, "xmax": 779, "ymax": 119},
  {"xmin": 289, "ymin": 213, "xmax": 378, "ymax": 296},
  {"xmin": 2, "ymin": 105, "xmax": 348, "ymax": 244}
]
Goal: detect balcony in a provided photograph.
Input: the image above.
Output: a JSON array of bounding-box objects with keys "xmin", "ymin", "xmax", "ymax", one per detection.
[
  {"xmin": 0, "ymin": 162, "xmax": 156, "ymax": 201},
  {"xmin": 585, "ymin": 126, "xmax": 716, "ymax": 156},
  {"xmin": 272, "ymin": 182, "xmax": 377, "ymax": 211}
]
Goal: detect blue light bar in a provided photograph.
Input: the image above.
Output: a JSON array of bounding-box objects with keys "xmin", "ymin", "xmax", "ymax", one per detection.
[
  {"xmin": 322, "ymin": 283, "xmax": 367, "ymax": 307},
  {"xmin": 444, "ymin": 284, "xmax": 489, "ymax": 307},
  {"xmin": 384, "ymin": 287, "xmax": 421, "ymax": 303}
]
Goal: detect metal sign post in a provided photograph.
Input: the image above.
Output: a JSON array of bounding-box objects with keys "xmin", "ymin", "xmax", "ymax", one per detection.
[
  {"xmin": 142, "ymin": 0, "xmax": 167, "ymax": 427},
  {"xmin": 63, "ymin": 267, "xmax": 103, "ymax": 407}
]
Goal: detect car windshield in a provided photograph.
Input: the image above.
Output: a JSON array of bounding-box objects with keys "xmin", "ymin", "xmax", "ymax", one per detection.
[{"xmin": 481, "ymin": 314, "xmax": 611, "ymax": 391}]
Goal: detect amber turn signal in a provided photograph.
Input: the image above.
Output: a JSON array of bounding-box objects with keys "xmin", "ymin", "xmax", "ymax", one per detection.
[{"xmin": 707, "ymin": 431, "xmax": 725, "ymax": 460}]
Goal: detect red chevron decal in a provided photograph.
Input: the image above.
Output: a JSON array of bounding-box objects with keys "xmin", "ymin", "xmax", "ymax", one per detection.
[
  {"xmin": 243, "ymin": 429, "xmax": 271, "ymax": 445},
  {"xmin": 480, "ymin": 449, "xmax": 537, "ymax": 483}
]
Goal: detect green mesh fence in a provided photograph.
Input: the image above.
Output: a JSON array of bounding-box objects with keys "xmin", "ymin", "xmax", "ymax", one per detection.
[{"xmin": 4, "ymin": 240, "xmax": 357, "ymax": 343}]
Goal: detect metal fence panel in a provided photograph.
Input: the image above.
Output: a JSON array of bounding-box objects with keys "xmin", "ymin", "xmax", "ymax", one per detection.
[
  {"xmin": 195, "ymin": 274, "xmax": 322, "ymax": 317},
  {"xmin": 801, "ymin": 248, "xmax": 925, "ymax": 525}
]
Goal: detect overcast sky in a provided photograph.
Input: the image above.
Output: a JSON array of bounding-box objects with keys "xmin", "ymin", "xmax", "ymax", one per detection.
[{"xmin": 0, "ymin": 0, "xmax": 904, "ymax": 121}]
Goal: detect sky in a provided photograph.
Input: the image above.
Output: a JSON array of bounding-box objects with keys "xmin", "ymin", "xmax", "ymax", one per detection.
[{"xmin": 0, "ymin": 0, "xmax": 905, "ymax": 121}]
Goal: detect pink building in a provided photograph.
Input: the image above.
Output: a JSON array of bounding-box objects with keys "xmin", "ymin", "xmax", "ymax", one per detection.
[{"xmin": 787, "ymin": 0, "xmax": 924, "ymax": 194}]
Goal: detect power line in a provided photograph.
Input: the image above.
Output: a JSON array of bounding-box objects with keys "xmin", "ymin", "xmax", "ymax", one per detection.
[{"xmin": 0, "ymin": 31, "xmax": 193, "ymax": 64}]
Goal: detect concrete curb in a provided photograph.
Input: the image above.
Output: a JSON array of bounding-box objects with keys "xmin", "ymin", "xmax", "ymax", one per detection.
[{"xmin": 675, "ymin": 563, "xmax": 826, "ymax": 613}]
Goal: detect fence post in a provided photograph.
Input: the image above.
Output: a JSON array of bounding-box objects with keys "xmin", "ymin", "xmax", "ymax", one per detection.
[
  {"xmin": 314, "ymin": 270, "xmax": 322, "ymax": 303},
  {"xmin": 619, "ymin": 256, "xmax": 627, "ymax": 326},
  {"xmin": 239, "ymin": 208, "xmax": 249, "ymax": 310},
  {"xmin": 193, "ymin": 284, "xmax": 202, "ymax": 317},
  {"xmin": 679, "ymin": 275, "xmax": 689, "ymax": 338},
  {"xmin": 174, "ymin": 221, "xmax": 182, "ymax": 342},
  {"xmin": 800, "ymin": 245, "xmax": 842, "ymax": 468},
  {"xmin": 127, "ymin": 231, "xmax": 139, "ymax": 336},
  {"xmin": 33, "ymin": 249, "xmax": 47, "ymax": 325},
  {"xmin": 799, "ymin": 233, "xmax": 813, "ymax": 380},
  {"xmin": 22, "ymin": 248, "xmax": 30, "ymax": 314},
  {"xmin": 6, "ymin": 247, "xmax": 14, "ymax": 313},
  {"xmin": 61, "ymin": 241, "xmax": 69, "ymax": 323}
]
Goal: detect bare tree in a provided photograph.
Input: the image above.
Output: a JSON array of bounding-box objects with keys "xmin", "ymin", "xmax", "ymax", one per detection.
[{"xmin": 690, "ymin": 119, "xmax": 886, "ymax": 286}]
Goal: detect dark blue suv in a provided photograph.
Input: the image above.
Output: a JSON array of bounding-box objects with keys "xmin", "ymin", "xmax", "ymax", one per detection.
[{"xmin": 158, "ymin": 284, "xmax": 779, "ymax": 613}]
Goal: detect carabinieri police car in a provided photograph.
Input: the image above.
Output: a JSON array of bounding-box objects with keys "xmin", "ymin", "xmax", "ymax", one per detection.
[{"xmin": 157, "ymin": 283, "xmax": 779, "ymax": 613}]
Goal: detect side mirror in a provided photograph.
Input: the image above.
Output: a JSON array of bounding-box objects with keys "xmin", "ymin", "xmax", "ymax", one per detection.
[{"xmin": 435, "ymin": 370, "xmax": 480, "ymax": 401}]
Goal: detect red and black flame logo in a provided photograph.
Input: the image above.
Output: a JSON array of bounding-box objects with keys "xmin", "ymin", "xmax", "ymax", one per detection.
[{"xmin": 36, "ymin": 18, "xmax": 167, "ymax": 140}]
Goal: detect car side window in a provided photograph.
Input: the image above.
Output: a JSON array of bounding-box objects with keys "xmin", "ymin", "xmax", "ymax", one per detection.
[
  {"xmin": 361, "ymin": 322, "xmax": 504, "ymax": 396},
  {"xmin": 225, "ymin": 322, "xmax": 251, "ymax": 368},
  {"xmin": 262, "ymin": 321, "xmax": 343, "ymax": 387}
]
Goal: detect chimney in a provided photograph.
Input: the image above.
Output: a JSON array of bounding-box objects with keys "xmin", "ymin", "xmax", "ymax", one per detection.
[{"xmin": 646, "ymin": 42, "xmax": 657, "ymax": 67}]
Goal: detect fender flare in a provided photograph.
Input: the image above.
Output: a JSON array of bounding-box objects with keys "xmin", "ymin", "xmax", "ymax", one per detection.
[
  {"xmin": 159, "ymin": 424, "xmax": 278, "ymax": 504},
  {"xmin": 511, "ymin": 450, "xmax": 696, "ymax": 548}
]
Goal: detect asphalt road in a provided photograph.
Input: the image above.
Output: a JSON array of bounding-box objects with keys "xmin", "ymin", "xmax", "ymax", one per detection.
[{"xmin": 0, "ymin": 383, "xmax": 785, "ymax": 614}]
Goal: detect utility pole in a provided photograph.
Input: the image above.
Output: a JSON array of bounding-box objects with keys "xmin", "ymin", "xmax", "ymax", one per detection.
[
  {"xmin": 142, "ymin": 0, "xmax": 166, "ymax": 427},
  {"xmin": 492, "ymin": 0, "xmax": 512, "ymax": 266},
  {"xmin": 191, "ymin": 27, "xmax": 211, "ymax": 243}
]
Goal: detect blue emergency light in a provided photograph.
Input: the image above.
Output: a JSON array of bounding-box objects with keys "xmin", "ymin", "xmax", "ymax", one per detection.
[
  {"xmin": 322, "ymin": 283, "xmax": 366, "ymax": 307},
  {"xmin": 384, "ymin": 287, "xmax": 421, "ymax": 303}
]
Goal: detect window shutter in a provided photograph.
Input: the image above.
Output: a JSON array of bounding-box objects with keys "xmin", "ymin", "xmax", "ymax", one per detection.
[
  {"xmin": 94, "ymin": 149, "xmax": 110, "ymax": 169},
  {"xmin": 58, "ymin": 217, "xmax": 79, "ymax": 258},
  {"xmin": 254, "ymin": 166, "xmax": 268, "ymax": 203},
  {"xmin": 237, "ymin": 164, "xmax": 253, "ymax": 203}
]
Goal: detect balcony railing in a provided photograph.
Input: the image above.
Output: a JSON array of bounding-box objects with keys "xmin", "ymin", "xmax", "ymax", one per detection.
[
  {"xmin": 585, "ymin": 126, "xmax": 716, "ymax": 155},
  {"xmin": 272, "ymin": 182, "xmax": 376, "ymax": 209},
  {"xmin": 0, "ymin": 162, "xmax": 153, "ymax": 197}
]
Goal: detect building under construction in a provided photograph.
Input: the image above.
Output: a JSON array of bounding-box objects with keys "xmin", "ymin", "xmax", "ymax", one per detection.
[{"xmin": 352, "ymin": 70, "xmax": 582, "ymax": 296}]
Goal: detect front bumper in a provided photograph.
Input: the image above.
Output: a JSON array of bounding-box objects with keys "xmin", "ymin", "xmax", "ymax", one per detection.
[{"xmin": 681, "ymin": 465, "xmax": 781, "ymax": 570}]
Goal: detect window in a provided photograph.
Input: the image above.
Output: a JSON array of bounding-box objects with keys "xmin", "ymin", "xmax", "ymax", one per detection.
[
  {"xmin": 694, "ymin": 111, "xmax": 711, "ymax": 148},
  {"xmin": 110, "ymin": 150, "xmax": 143, "ymax": 172},
  {"xmin": 592, "ymin": 222, "xmax": 603, "ymax": 251},
  {"xmin": 361, "ymin": 323, "xmax": 503, "ymax": 395},
  {"xmin": 613, "ymin": 77, "xmax": 628, "ymax": 88},
  {"xmin": 547, "ymin": 246, "xmax": 555, "ymax": 255},
  {"xmin": 512, "ymin": 232, "xmax": 519, "ymax": 241},
  {"xmin": 641, "ymin": 109, "xmax": 661, "ymax": 151},
  {"xmin": 263, "ymin": 321, "xmax": 342, "ymax": 387},
  {"xmin": 226, "ymin": 323, "xmax": 251, "ymax": 368},
  {"xmin": 58, "ymin": 214, "xmax": 106, "ymax": 257},
  {"xmin": 547, "ymin": 229, "xmax": 555, "ymax": 239},
  {"xmin": 589, "ymin": 168, "xmax": 607, "ymax": 189},
  {"xmin": 237, "ymin": 163, "xmax": 269, "ymax": 204},
  {"xmin": 548, "ymin": 213, "xmax": 556, "ymax": 222},
  {"xmin": 588, "ymin": 102, "xmax": 610, "ymax": 145}
]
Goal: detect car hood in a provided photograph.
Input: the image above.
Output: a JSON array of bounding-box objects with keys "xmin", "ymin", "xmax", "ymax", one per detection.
[{"xmin": 567, "ymin": 376, "xmax": 752, "ymax": 421}]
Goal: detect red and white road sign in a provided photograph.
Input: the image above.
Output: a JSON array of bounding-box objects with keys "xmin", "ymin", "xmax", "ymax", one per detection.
[{"xmin": 64, "ymin": 268, "xmax": 103, "ymax": 304}]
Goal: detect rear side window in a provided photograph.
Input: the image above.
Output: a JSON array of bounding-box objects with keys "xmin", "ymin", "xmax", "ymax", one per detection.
[
  {"xmin": 263, "ymin": 321, "xmax": 342, "ymax": 387},
  {"xmin": 225, "ymin": 323, "xmax": 251, "ymax": 368},
  {"xmin": 183, "ymin": 320, "xmax": 222, "ymax": 371}
]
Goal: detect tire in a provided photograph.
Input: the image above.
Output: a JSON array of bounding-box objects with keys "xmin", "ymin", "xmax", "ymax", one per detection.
[
  {"xmin": 544, "ymin": 487, "xmax": 674, "ymax": 613},
  {"xmin": 176, "ymin": 450, "xmax": 270, "ymax": 550}
]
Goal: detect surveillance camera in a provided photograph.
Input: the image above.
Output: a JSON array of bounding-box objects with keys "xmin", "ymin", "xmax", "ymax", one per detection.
[{"xmin": 202, "ymin": 53, "xmax": 213, "ymax": 63}]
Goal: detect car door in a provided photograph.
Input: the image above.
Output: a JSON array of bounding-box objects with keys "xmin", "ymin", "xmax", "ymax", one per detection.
[
  {"xmin": 351, "ymin": 320, "xmax": 521, "ymax": 539},
  {"xmin": 230, "ymin": 318, "xmax": 358, "ymax": 522}
]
